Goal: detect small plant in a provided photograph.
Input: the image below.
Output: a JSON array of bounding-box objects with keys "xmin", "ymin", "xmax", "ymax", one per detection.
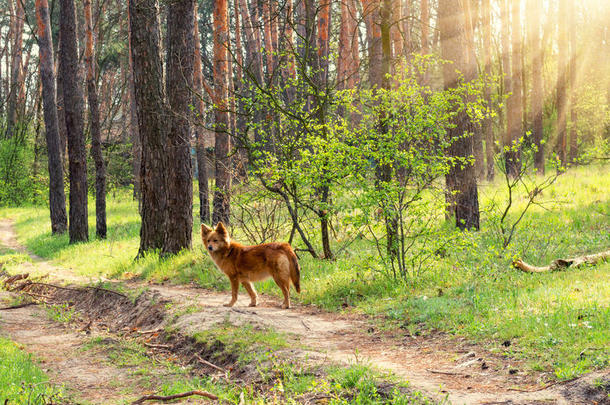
[
  {"xmin": 44, "ymin": 303, "xmax": 76, "ymax": 323},
  {"xmin": 487, "ymin": 141, "xmax": 563, "ymax": 250}
]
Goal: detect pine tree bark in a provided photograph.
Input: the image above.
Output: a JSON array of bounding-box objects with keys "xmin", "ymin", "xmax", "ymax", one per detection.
[
  {"xmin": 528, "ymin": 0, "xmax": 544, "ymax": 173},
  {"xmin": 129, "ymin": 0, "xmax": 168, "ymax": 255},
  {"xmin": 556, "ymin": 0, "xmax": 568, "ymax": 166},
  {"xmin": 127, "ymin": 5, "xmax": 142, "ymax": 201},
  {"xmin": 506, "ymin": 0, "xmax": 523, "ymax": 177},
  {"xmin": 482, "ymin": 0, "xmax": 495, "ymax": 180},
  {"xmin": 463, "ymin": 0, "xmax": 485, "ymax": 179},
  {"xmin": 35, "ymin": 0, "xmax": 68, "ymax": 235},
  {"xmin": 439, "ymin": 0, "xmax": 480, "ymax": 230},
  {"xmin": 59, "ymin": 0, "xmax": 89, "ymax": 243},
  {"xmin": 163, "ymin": 0, "xmax": 195, "ymax": 254},
  {"xmin": 193, "ymin": 1, "xmax": 210, "ymax": 224},
  {"xmin": 212, "ymin": 0, "xmax": 231, "ymax": 225},
  {"xmin": 6, "ymin": 0, "xmax": 24, "ymax": 138},
  {"xmin": 84, "ymin": 0, "xmax": 107, "ymax": 239},
  {"xmin": 567, "ymin": 0, "xmax": 578, "ymax": 163}
]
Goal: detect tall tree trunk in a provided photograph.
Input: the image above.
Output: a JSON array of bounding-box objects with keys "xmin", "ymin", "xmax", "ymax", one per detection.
[
  {"xmin": 315, "ymin": 0, "xmax": 333, "ymax": 260},
  {"xmin": 420, "ymin": 0, "xmax": 429, "ymax": 83},
  {"xmin": 212, "ymin": 0, "xmax": 231, "ymax": 225},
  {"xmin": 439, "ymin": 0, "xmax": 480, "ymax": 230},
  {"xmin": 84, "ymin": 0, "xmax": 107, "ymax": 239},
  {"xmin": 391, "ymin": 0, "xmax": 401, "ymax": 60},
  {"xmin": 556, "ymin": 0, "xmax": 568, "ymax": 166},
  {"xmin": 528, "ymin": 0, "xmax": 544, "ymax": 173},
  {"xmin": 60, "ymin": 0, "xmax": 89, "ymax": 243},
  {"xmin": 363, "ymin": 0, "xmax": 382, "ymax": 89},
  {"xmin": 506, "ymin": 0, "xmax": 523, "ymax": 177},
  {"xmin": 164, "ymin": 0, "xmax": 195, "ymax": 254},
  {"xmin": 6, "ymin": 0, "xmax": 24, "ymax": 137},
  {"xmin": 568, "ymin": 0, "xmax": 578, "ymax": 163},
  {"xmin": 193, "ymin": 1, "xmax": 210, "ymax": 224},
  {"xmin": 482, "ymin": 0, "xmax": 495, "ymax": 180},
  {"xmin": 129, "ymin": 0, "xmax": 168, "ymax": 255},
  {"xmin": 127, "ymin": 5, "xmax": 142, "ymax": 201},
  {"xmin": 56, "ymin": 31, "xmax": 68, "ymax": 165},
  {"xmin": 35, "ymin": 0, "xmax": 68, "ymax": 235},
  {"xmin": 463, "ymin": 0, "xmax": 485, "ymax": 178},
  {"xmin": 232, "ymin": 0, "xmax": 248, "ymax": 179}
]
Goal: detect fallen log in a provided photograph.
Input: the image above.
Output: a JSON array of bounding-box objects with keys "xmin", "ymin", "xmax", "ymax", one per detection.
[
  {"xmin": 513, "ymin": 250, "xmax": 610, "ymax": 273},
  {"xmin": 131, "ymin": 390, "xmax": 218, "ymax": 404}
]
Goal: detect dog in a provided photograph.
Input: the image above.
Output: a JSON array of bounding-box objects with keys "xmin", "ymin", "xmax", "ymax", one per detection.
[{"xmin": 201, "ymin": 222, "xmax": 301, "ymax": 309}]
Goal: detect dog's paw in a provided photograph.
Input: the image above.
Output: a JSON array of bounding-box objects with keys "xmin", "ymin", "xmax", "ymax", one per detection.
[
  {"xmin": 224, "ymin": 302, "xmax": 235, "ymax": 307},
  {"xmin": 281, "ymin": 303, "xmax": 290, "ymax": 309},
  {"xmin": 249, "ymin": 302, "xmax": 258, "ymax": 307}
]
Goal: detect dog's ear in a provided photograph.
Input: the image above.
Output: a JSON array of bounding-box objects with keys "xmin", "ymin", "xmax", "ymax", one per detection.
[
  {"xmin": 215, "ymin": 222, "xmax": 227, "ymax": 235},
  {"xmin": 201, "ymin": 224, "xmax": 213, "ymax": 237}
]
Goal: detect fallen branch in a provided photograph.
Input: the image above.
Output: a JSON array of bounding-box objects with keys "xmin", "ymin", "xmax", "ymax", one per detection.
[
  {"xmin": 2, "ymin": 273, "xmax": 29, "ymax": 287},
  {"xmin": 131, "ymin": 390, "xmax": 218, "ymax": 404},
  {"xmin": 143, "ymin": 342, "xmax": 171, "ymax": 350},
  {"xmin": 195, "ymin": 353, "xmax": 227, "ymax": 374},
  {"xmin": 0, "ymin": 302, "xmax": 38, "ymax": 310},
  {"xmin": 426, "ymin": 369, "xmax": 470, "ymax": 377},
  {"xmin": 513, "ymin": 250, "xmax": 610, "ymax": 273}
]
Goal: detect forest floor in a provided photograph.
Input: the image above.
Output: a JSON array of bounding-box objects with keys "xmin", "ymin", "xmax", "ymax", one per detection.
[{"xmin": 1, "ymin": 219, "xmax": 609, "ymax": 404}]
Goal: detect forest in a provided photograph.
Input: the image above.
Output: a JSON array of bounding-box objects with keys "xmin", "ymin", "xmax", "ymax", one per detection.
[{"xmin": 0, "ymin": 0, "xmax": 608, "ymax": 403}]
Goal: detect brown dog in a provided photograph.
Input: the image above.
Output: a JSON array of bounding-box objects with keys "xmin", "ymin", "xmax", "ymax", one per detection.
[{"xmin": 201, "ymin": 222, "xmax": 301, "ymax": 309}]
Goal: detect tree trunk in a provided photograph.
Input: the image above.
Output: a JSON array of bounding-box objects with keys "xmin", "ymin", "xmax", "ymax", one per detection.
[
  {"xmin": 463, "ymin": 0, "xmax": 485, "ymax": 179},
  {"xmin": 164, "ymin": 0, "xmax": 195, "ymax": 254},
  {"xmin": 59, "ymin": 0, "xmax": 89, "ymax": 243},
  {"xmin": 556, "ymin": 0, "xmax": 568, "ymax": 166},
  {"xmin": 127, "ymin": 5, "xmax": 142, "ymax": 201},
  {"xmin": 568, "ymin": 0, "xmax": 578, "ymax": 163},
  {"xmin": 506, "ymin": 0, "xmax": 523, "ymax": 177},
  {"xmin": 6, "ymin": 0, "xmax": 24, "ymax": 138},
  {"xmin": 500, "ymin": 0, "xmax": 511, "ymax": 158},
  {"xmin": 84, "ymin": 0, "xmax": 107, "ymax": 239},
  {"xmin": 439, "ymin": 0, "xmax": 480, "ymax": 230},
  {"xmin": 129, "ymin": 0, "xmax": 168, "ymax": 255},
  {"xmin": 482, "ymin": 0, "xmax": 495, "ymax": 180},
  {"xmin": 56, "ymin": 31, "xmax": 68, "ymax": 165},
  {"xmin": 193, "ymin": 1, "xmax": 210, "ymax": 224},
  {"xmin": 35, "ymin": 0, "xmax": 68, "ymax": 235},
  {"xmin": 363, "ymin": 0, "xmax": 382, "ymax": 89},
  {"xmin": 212, "ymin": 0, "xmax": 231, "ymax": 225},
  {"xmin": 528, "ymin": 0, "xmax": 544, "ymax": 174}
]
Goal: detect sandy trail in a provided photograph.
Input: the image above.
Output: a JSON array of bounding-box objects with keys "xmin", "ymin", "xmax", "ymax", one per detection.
[
  {"xmin": 0, "ymin": 290, "xmax": 140, "ymax": 403},
  {"xmin": 0, "ymin": 218, "xmax": 602, "ymax": 404}
]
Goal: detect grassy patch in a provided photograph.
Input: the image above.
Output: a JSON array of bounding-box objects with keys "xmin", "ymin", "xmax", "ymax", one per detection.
[
  {"xmin": 1, "ymin": 165, "xmax": 609, "ymax": 379},
  {"xmin": 0, "ymin": 336, "xmax": 64, "ymax": 403}
]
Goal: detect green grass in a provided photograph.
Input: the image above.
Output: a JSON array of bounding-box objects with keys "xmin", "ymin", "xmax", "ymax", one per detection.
[
  {"xmin": 0, "ymin": 336, "xmax": 64, "ymax": 403},
  {"xmin": 1, "ymin": 164, "xmax": 609, "ymax": 380}
]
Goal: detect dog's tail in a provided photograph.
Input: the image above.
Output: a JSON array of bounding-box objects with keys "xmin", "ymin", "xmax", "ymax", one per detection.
[{"xmin": 288, "ymin": 248, "xmax": 301, "ymax": 293}]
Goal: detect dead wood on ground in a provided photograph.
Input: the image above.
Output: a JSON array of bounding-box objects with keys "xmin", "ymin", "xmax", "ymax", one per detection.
[
  {"xmin": 513, "ymin": 250, "xmax": 610, "ymax": 273},
  {"xmin": 131, "ymin": 390, "xmax": 218, "ymax": 404}
]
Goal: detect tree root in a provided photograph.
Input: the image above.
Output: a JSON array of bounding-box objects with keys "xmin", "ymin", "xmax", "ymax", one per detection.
[
  {"xmin": 513, "ymin": 250, "xmax": 610, "ymax": 273},
  {"xmin": 131, "ymin": 390, "xmax": 218, "ymax": 404}
]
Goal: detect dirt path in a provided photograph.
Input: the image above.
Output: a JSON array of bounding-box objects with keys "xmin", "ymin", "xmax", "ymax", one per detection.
[
  {"xmin": 0, "ymin": 290, "xmax": 142, "ymax": 403},
  {"xmin": 0, "ymin": 219, "xmax": 604, "ymax": 404}
]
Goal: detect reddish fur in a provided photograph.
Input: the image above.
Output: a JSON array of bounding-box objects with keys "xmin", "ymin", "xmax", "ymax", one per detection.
[{"xmin": 201, "ymin": 223, "xmax": 301, "ymax": 309}]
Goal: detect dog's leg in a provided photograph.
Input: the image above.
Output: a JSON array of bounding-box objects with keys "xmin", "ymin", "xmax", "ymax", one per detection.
[
  {"xmin": 224, "ymin": 278, "xmax": 239, "ymax": 307},
  {"xmin": 273, "ymin": 275, "xmax": 291, "ymax": 309},
  {"xmin": 242, "ymin": 281, "xmax": 258, "ymax": 307}
]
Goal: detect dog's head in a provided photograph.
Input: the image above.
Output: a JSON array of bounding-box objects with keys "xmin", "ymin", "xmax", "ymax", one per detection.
[{"xmin": 201, "ymin": 222, "xmax": 230, "ymax": 254}]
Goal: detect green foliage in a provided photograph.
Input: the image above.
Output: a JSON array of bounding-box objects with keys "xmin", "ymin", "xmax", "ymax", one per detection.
[
  {"xmin": 0, "ymin": 336, "xmax": 64, "ymax": 404},
  {"xmin": 0, "ymin": 135, "xmax": 46, "ymax": 207}
]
